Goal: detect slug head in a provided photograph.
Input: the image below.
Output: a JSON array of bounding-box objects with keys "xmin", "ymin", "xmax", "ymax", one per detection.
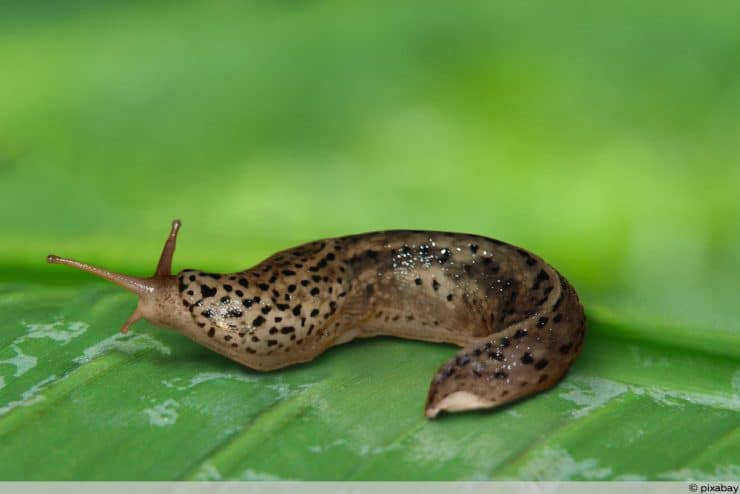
[{"xmin": 47, "ymin": 220, "xmax": 191, "ymax": 334}]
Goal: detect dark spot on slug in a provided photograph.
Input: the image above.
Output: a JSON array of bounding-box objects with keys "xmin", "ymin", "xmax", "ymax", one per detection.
[
  {"xmin": 207, "ymin": 328, "xmax": 215, "ymax": 337},
  {"xmin": 537, "ymin": 316, "xmax": 548, "ymax": 328},
  {"xmin": 554, "ymin": 313, "xmax": 563, "ymax": 323},
  {"xmin": 521, "ymin": 352, "xmax": 534, "ymax": 364},
  {"xmin": 201, "ymin": 309, "xmax": 214, "ymax": 319},
  {"xmin": 220, "ymin": 296, "xmax": 231, "ymax": 304},
  {"xmin": 535, "ymin": 359, "xmax": 548, "ymax": 370},
  {"xmin": 559, "ymin": 344, "xmax": 572, "ymax": 354},
  {"xmin": 252, "ymin": 316, "xmax": 266, "ymax": 327},
  {"xmin": 226, "ymin": 308, "xmax": 243, "ymax": 318},
  {"xmin": 470, "ymin": 244, "xmax": 478, "ymax": 254},
  {"xmin": 514, "ymin": 329, "xmax": 528, "ymax": 339},
  {"xmin": 494, "ymin": 371, "xmax": 507, "ymax": 379},
  {"xmin": 258, "ymin": 283, "xmax": 269, "ymax": 291},
  {"xmin": 414, "ymin": 278, "xmax": 422, "ymax": 286},
  {"xmin": 292, "ymin": 304, "xmax": 302, "ymax": 316},
  {"xmin": 200, "ymin": 285, "xmax": 217, "ymax": 298}
]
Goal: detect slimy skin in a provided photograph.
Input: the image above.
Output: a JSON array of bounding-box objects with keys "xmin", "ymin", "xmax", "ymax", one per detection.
[{"xmin": 47, "ymin": 220, "xmax": 586, "ymax": 418}]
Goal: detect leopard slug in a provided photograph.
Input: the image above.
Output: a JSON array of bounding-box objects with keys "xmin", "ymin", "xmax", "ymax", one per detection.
[{"xmin": 47, "ymin": 220, "xmax": 586, "ymax": 418}]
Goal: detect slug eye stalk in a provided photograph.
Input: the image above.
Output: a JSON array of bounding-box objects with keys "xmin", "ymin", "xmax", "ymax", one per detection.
[{"xmin": 47, "ymin": 219, "xmax": 182, "ymax": 333}]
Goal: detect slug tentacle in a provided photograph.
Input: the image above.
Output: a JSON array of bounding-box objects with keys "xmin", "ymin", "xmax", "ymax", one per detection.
[
  {"xmin": 47, "ymin": 219, "xmax": 187, "ymax": 333},
  {"xmin": 45, "ymin": 254, "xmax": 156, "ymax": 297},
  {"xmin": 48, "ymin": 220, "xmax": 586, "ymax": 418},
  {"xmin": 155, "ymin": 219, "xmax": 181, "ymax": 277}
]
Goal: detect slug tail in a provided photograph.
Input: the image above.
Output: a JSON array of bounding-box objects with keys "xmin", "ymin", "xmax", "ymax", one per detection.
[{"xmin": 424, "ymin": 282, "xmax": 585, "ymax": 418}]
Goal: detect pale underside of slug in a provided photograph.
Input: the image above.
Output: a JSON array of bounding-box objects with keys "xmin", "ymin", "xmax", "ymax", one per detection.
[{"xmin": 48, "ymin": 220, "xmax": 586, "ymax": 418}]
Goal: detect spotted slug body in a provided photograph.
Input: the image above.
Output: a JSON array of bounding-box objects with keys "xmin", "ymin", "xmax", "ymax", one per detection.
[{"xmin": 48, "ymin": 220, "xmax": 586, "ymax": 418}]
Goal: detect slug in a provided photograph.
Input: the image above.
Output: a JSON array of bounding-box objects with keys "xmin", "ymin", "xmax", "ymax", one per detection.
[{"xmin": 47, "ymin": 220, "xmax": 585, "ymax": 418}]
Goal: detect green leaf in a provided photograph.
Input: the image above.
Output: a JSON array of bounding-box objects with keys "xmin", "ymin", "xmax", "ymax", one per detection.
[{"xmin": 0, "ymin": 282, "xmax": 737, "ymax": 480}]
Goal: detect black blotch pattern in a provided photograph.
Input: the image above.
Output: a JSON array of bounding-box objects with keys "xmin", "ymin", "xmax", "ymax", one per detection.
[{"xmin": 200, "ymin": 285, "xmax": 217, "ymax": 298}]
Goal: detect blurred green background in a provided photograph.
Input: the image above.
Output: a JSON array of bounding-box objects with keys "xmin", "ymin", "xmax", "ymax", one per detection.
[{"xmin": 0, "ymin": 0, "xmax": 738, "ymax": 481}]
